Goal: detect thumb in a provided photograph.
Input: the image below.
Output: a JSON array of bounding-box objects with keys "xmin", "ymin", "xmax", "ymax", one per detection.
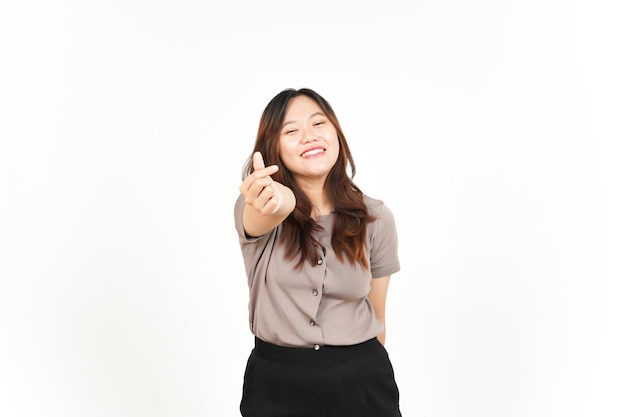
[{"xmin": 252, "ymin": 151, "xmax": 266, "ymax": 172}]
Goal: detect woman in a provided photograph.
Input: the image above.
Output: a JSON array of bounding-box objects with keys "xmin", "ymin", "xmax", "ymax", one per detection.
[{"xmin": 234, "ymin": 88, "xmax": 402, "ymax": 417}]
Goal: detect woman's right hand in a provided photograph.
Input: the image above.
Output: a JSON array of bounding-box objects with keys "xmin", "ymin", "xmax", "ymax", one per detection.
[
  {"xmin": 239, "ymin": 152, "xmax": 288, "ymax": 216},
  {"xmin": 239, "ymin": 152, "xmax": 296, "ymax": 237}
]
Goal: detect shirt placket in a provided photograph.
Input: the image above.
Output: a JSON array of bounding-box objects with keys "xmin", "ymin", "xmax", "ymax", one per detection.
[{"xmin": 307, "ymin": 247, "xmax": 326, "ymax": 350}]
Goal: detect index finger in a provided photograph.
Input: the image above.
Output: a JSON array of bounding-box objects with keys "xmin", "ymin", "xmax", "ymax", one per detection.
[{"xmin": 252, "ymin": 151, "xmax": 265, "ymax": 172}]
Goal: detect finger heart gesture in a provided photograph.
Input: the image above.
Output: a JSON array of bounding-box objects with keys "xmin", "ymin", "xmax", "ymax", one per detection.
[{"xmin": 240, "ymin": 152, "xmax": 281, "ymax": 215}]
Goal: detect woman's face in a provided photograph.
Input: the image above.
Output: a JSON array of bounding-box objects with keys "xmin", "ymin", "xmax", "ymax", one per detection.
[{"xmin": 278, "ymin": 95, "xmax": 340, "ymax": 185}]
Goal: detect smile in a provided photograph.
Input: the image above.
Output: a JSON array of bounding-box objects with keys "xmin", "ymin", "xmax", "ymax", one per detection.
[{"xmin": 300, "ymin": 148, "xmax": 325, "ymax": 158}]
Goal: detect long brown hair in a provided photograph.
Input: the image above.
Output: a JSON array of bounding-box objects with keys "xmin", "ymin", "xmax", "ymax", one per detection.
[{"xmin": 243, "ymin": 88, "xmax": 375, "ymax": 268}]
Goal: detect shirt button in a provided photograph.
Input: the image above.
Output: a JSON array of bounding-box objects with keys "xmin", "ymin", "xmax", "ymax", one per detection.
[
  {"xmin": 309, "ymin": 319, "xmax": 315, "ymax": 326},
  {"xmin": 317, "ymin": 258, "xmax": 323, "ymax": 265},
  {"xmin": 312, "ymin": 289, "xmax": 318, "ymax": 296},
  {"xmin": 314, "ymin": 344, "xmax": 320, "ymax": 351}
]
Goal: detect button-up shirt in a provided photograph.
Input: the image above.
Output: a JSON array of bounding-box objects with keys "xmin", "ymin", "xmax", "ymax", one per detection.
[{"xmin": 234, "ymin": 194, "xmax": 400, "ymax": 348}]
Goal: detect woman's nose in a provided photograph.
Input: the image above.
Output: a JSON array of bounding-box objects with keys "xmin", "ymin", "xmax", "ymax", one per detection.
[{"xmin": 300, "ymin": 125, "xmax": 317, "ymax": 143}]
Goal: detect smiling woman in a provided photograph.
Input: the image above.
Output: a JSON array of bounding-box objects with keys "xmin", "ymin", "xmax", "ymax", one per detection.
[
  {"xmin": 234, "ymin": 88, "xmax": 403, "ymax": 417},
  {"xmin": 278, "ymin": 96, "xmax": 341, "ymax": 187}
]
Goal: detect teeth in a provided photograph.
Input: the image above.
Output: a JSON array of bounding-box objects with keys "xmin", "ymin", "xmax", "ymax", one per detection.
[{"xmin": 301, "ymin": 148, "xmax": 324, "ymax": 157}]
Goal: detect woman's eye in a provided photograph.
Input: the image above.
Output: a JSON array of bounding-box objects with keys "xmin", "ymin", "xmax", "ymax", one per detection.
[
  {"xmin": 285, "ymin": 129, "xmax": 297, "ymax": 134},
  {"xmin": 313, "ymin": 121, "xmax": 325, "ymax": 126}
]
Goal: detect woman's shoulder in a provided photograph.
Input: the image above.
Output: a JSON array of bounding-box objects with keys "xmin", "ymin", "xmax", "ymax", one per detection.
[{"xmin": 362, "ymin": 194, "xmax": 393, "ymax": 217}]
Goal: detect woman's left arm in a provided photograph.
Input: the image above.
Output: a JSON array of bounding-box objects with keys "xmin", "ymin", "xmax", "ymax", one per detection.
[{"xmin": 368, "ymin": 275, "xmax": 391, "ymax": 345}]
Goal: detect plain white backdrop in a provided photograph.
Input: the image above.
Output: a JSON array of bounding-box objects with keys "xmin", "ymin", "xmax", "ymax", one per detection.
[{"xmin": 1, "ymin": 0, "xmax": 625, "ymax": 416}]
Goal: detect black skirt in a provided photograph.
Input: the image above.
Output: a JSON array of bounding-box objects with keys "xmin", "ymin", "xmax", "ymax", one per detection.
[{"xmin": 240, "ymin": 337, "xmax": 402, "ymax": 417}]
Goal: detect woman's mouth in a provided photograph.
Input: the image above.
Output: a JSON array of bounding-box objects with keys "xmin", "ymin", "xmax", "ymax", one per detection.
[{"xmin": 301, "ymin": 148, "xmax": 325, "ymax": 158}]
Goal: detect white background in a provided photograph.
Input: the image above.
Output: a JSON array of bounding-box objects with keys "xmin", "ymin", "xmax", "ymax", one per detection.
[{"xmin": 1, "ymin": 0, "xmax": 625, "ymax": 416}]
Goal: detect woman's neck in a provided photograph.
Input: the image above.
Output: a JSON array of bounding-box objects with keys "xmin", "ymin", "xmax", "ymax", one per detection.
[{"xmin": 297, "ymin": 179, "xmax": 334, "ymax": 217}]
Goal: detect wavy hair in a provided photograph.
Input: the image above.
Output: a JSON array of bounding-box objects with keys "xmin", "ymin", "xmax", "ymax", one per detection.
[{"xmin": 243, "ymin": 88, "xmax": 375, "ymax": 268}]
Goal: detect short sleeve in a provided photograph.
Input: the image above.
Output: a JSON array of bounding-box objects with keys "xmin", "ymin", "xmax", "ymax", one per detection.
[
  {"xmin": 235, "ymin": 194, "xmax": 261, "ymax": 244},
  {"xmin": 234, "ymin": 194, "xmax": 279, "ymax": 286},
  {"xmin": 369, "ymin": 203, "xmax": 401, "ymax": 278}
]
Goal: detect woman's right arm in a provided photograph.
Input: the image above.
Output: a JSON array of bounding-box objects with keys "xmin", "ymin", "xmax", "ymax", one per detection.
[{"xmin": 239, "ymin": 152, "xmax": 296, "ymax": 237}]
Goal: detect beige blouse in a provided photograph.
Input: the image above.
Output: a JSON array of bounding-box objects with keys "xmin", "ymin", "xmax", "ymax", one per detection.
[{"xmin": 234, "ymin": 194, "xmax": 400, "ymax": 348}]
